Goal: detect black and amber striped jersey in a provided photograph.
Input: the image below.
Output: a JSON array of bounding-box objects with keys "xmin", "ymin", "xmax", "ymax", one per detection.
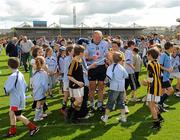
[
  {"xmin": 68, "ymin": 59, "xmax": 84, "ymax": 89},
  {"xmin": 147, "ymin": 60, "xmax": 162, "ymax": 96}
]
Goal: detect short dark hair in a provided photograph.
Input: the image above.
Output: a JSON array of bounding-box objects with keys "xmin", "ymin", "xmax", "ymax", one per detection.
[
  {"xmin": 133, "ymin": 47, "xmax": 139, "ymax": 53},
  {"xmin": 149, "ymin": 39, "xmax": 154, "ymax": 46},
  {"xmin": 8, "ymin": 57, "xmax": 20, "ymax": 69},
  {"xmin": 32, "ymin": 46, "xmax": 41, "ymax": 58},
  {"xmin": 73, "ymin": 44, "xmax": 85, "ymax": 56},
  {"xmin": 164, "ymin": 42, "xmax": 173, "ymax": 50},
  {"xmin": 113, "ymin": 51, "xmax": 123, "ymax": 63},
  {"xmin": 147, "ymin": 48, "xmax": 159, "ymax": 59},
  {"xmin": 112, "ymin": 40, "xmax": 121, "ymax": 47},
  {"xmin": 66, "ymin": 45, "xmax": 74, "ymax": 56},
  {"xmin": 127, "ymin": 41, "xmax": 135, "ymax": 47}
]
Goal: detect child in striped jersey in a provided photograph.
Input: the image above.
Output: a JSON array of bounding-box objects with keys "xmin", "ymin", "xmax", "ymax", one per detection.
[
  {"xmin": 4, "ymin": 57, "xmax": 39, "ymax": 137},
  {"xmin": 142, "ymin": 48, "xmax": 163, "ymax": 130},
  {"xmin": 32, "ymin": 56, "xmax": 49, "ymax": 122},
  {"xmin": 45, "ymin": 47, "xmax": 58, "ymax": 97}
]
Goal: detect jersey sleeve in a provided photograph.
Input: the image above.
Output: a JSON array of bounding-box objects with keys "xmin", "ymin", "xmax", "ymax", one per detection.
[
  {"xmin": 147, "ymin": 63, "xmax": 153, "ymax": 78},
  {"xmin": 159, "ymin": 54, "xmax": 165, "ymax": 65},
  {"xmin": 68, "ymin": 60, "xmax": 77, "ymax": 76},
  {"xmin": 106, "ymin": 66, "xmax": 113, "ymax": 80},
  {"xmin": 4, "ymin": 76, "xmax": 16, "ymax": 94}
]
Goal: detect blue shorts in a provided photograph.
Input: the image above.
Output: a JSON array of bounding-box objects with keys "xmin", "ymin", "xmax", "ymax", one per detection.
[{"xmin": 106, "ymin": 90, "xmax": 125, "ymax": 110}]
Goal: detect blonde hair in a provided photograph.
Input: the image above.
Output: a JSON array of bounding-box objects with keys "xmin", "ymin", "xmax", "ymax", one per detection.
[
  {"xmin": 35, "ymin": 56, "xmax": 45, "ymax": 70},
  {"xmin": 112, "ymin": 51, "xmax": 123, "ymax": 63}
]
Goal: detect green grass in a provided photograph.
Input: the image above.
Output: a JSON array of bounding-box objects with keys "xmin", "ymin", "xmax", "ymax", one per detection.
[{"xmin": 0, "ymin": 48, "xmax": 180, "ymax": 140}]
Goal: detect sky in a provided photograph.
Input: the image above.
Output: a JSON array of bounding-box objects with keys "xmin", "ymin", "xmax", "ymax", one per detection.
[{"xmin": 0, "ymin": 0, "xmax": 180, "ymax": 28}]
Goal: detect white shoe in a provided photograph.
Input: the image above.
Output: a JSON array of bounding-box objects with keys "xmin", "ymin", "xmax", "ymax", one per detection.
[
  {"xmin": 125, "ymin": 105, "xmax": 129, "ymax": 114},
  {"xmin": 175, "ymin": 92, "xmax": 180, "ymax": 97},
  {"xmin": 142, "ymin": 96, "xmax": 147, "ymax": 102},
  {"xmin": 42, "ymin": 114, "xmax": 48, "ymax": 118},
  {"xmin": 33, "ymin": 117, "xmax": 43, "ymax": 122},
  {"xmin": 119, "ymin": 117, "xmax": 127, "ymax": 123},
  {"xmin": 131, "ymin": 97, "xmax": 141, "ymax": 102},
  {"xmin": 163, "ymin": 103, "xmax": 169, "ymax": 108},
  {"xmin": 101, "ymin": 115, "xmax": 108, "ymax": 123}
]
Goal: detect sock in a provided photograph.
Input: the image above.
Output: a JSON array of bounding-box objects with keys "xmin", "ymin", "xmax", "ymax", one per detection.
[
  {"xmin": 43, "ymin": 102, "xmax": 48, "ymax": 112},
  {"xmin": 158, "ymin": 113, "xmax": 164, "ymax": 120},
  {"xmin": 97, "ymin": 101, "xmax": 102, "ymax": 108},
  {"xmin": 153, "ymin": 119, "xmax": 160, "ymax": 126},
  {"xmin": 104, "ymin": 114, "xmax": 108, "ymax": 119},
  {"xmin": 35, "ymin": 108, "xmax": 41, "ymax": 120},
  {"xmin": 39, "ymin": 108, "xmax": 43, "ymax": 118},
  {"xmin": 159, "ymin": 93, "xmax": 169, "ymax": 105},
  {"xmin": 27, "ymin": 122, "xmax": 37, "ymax": 130},
  {"xmin": 8, "ymin": 126, "xmax": 16, "ymax": 135}
]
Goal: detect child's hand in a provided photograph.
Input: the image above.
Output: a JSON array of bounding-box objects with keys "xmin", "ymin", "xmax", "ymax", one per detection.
[
  {"xmin": 141, "ymin": 79, "xmax": 148, "ymax": 86},
  {"xmin": 77, "ymin": 82, "xmax": 84, "ymax": 88},
  {"xmin": 90, "ymin": 62, "xmax": 97, "ymax": 69},
  {"xmin": 167, "ymin": 67, "xmax": 173, "ymax": 73},
  {"xmin": 92, "ymin": 55, "xmax": 98, "ymax": 61}
]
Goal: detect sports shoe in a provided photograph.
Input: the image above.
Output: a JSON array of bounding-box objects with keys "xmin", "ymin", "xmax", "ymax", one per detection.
[
  {"xmin": 158, "ymin": 114, "xmax": 164, "ymax": 123},
  {"xmin": 84, "ymin": 112, "xmax": 94, "ymax": 119},
  {"xmin": 163, "ymin": 103, "xmax": 169, "ymax": 108},
  {"xmin": 42, "ymin": 113, "xmax": 48, "ymax": 118},
  {"xmin": 29, "ymin": 127, "xmax": 40, "ymax": 136},
  {"xmin": 141, "ymin": 96, "xmax": 147, "ymax": 102},
  {"xmin": 125, "ymin": 105, "xmax": 129, "ymax": 114},
  {"xmin": 151, "ymin": 121, "xmax": 161, "ymax": 130},
  {"xmin": 3, "ymin": 133, "xmax": 16, "ymax": 138},
  {"xmin": 130, "ymin": 97, "xmax": 141, "ymax": 102},
  {"xmin": 101, "ymin": 115, "xmax": 108, "ymax": 123},
  {"xmin": 33, "ymin": 117, "xmax": 43, "ymax": 122},
  {"xmin": 119, "ymin": 117, "xmax": 127, "ymax": 123},
  {"xmin": 158, "ymin": 104, "xmax": 168, "ymax": 113},
  {"xmin": 89, "ymin": 107, "xmax": 96, "ymax": 113},
  {"xmin": 97, "ymin": 106, "xmax": 105, "ymax": 112},
  {"xmin": 175, "ymin": 92, "xmax": 180, "ymax": 97},
  {"xmin": 49, "ymin": 94, "xmax": 53, "ymax": 98}
]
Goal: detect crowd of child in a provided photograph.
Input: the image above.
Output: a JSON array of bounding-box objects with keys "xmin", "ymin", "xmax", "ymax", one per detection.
[{"xmin": 2, "ymin": 31, "xmax": 180, "ymax": 137}]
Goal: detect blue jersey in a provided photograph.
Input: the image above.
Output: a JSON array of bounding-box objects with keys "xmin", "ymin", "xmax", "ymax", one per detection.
[
  {"xmin": 159, "ymin": 52, "xmax": 172, "ymax": 81},
  {"xmin": 86, "ymin": 40, "xmax": 108, "ymax": 65},
  {"xmin": 58, "ymin": 56, "xmax": 66, "ymax": 74},
  {"xmin": 63, "ymin": 56, "xmax": 72, "ymax": 82},
  {"xmin": 46, "ymin": 56, "xmax": 57, "ymax": 72}
]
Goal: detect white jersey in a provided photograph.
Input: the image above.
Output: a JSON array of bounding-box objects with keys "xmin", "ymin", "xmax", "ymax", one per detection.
[
  {"xmin": 31, "ymin": 70, "xmax": 49, "ymax": 101},
  {"xmin": 4, "ymin": 69, "xmax": 27, "ymax": 110}
]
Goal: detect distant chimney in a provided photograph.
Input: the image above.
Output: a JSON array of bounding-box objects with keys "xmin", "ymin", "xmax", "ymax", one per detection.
[{"xmin": 73, "ymin": 6, "xmax": 76, "ymax": 27}]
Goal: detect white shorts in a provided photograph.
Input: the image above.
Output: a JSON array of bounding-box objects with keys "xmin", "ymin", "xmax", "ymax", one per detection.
[
  {"xmin": 69, "ymin": 87, "xmax": 84, "ymax": 98},
  {"xmin": 63, "ymin": 81, "xmax": 69, "ymax": 92},
  {"xmin": 147, "ymin": 94, "xmax": 160, "ymax": 103}
]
